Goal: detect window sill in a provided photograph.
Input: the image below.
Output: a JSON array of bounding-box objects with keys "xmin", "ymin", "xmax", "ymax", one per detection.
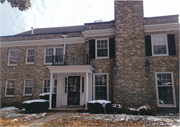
[
  {"xmin": 7, "ymin": 64, "xmax": 17, "ymax": 66},
  {"xmin": 25, "ymin": 63, "xmax": 35, "ymax": 65},
  {"xmin": 23, "ymin": 94, "xmax": 32, "ymax": 96},
  {"xmin": 5, "ymin": 95, "xmax": 15, "ymax": 97},
  {"xmin": 157, "ymin": 104, "xmax": 176, "ymax": 108},
  {"xmin": 152, "ymin": 54, "xmax": 169, "ymax": 57},
  {"xmin": 44, "ymin": 63, "xmax": 52, "ymax": 65},
  {"xmin": 95, "ymin": 57, "xmax": 109, "ymax": 59}
]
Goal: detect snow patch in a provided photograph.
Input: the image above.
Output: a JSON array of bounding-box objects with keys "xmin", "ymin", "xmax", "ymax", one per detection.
[
  {"xmin": 39, "ymin": 92, "xmax": 55, "ymax": 96},
  {"xmin": 128, "ymin": 105, "xmax": 151, "ymax": 111},
  {"xmin": 23, "ymin": 99, "xmax": 49, "ymax": 104},
  {"xmin": 0, "ymin": 106, "xmax": 18, "ymax": 111},
  {"xmin": 88, "ymin": 100, "xmax": 111, "ymax": 104}
]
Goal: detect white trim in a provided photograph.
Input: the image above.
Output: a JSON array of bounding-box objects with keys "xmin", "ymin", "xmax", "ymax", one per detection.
[
  {"xmin": 47, "ymin": 65, "xmax": 94, "ymax": 74},
  {"xmin": 93, "ymin": 73, "xmax": 109, "ymax": 100},
  {"xmin": 155, "ymin": 72, "xmax": 176, "ymax": 108},
  {"xmin": 1, "ymin": 37, "xmax": 85, "ymax": 47},
  {"xmin": 144, "ymin": 23, "xmax": 180, "ymax": 33},
  {"xmin": 7, "ymin": 49, "xmax": 18, "ymax": 66},
  {"xmin": 44, "ymin": 47, "xmax": 64, "ymax": 65},
  {"xmin": 151, "ymin": 34, "xmax": 169, "ymax": 56},
  {"xmin": 82, "ymin": 28, "xmax": 115, "ymax": 37},
  {"xmin": 23, "ymin": 79, "xmax": 33, "ymax": 96},
  {"xmin": 25, "ymin": 48, "xmax": 35, "ymax": 64},
  {"xmin": 5, "ymin": 79, "xmax": 16, "ymax": 97},
  {"xmin": 95, "ymin": 38, "xmax": 109, "ymax": 59}
]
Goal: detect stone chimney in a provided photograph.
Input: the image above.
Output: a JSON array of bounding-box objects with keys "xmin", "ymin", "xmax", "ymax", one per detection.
[{"xmin": 113, "ymin": 0, "xmax": 148, "ymax": 106}]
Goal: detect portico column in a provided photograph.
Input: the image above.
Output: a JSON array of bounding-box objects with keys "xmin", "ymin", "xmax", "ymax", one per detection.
[
  {"xmin": 85, "ymin": 72, "xmax": 88, "ymax": 110},
  {"xmin": 49, "ymin": 73, "xmax": 53, "ymax": 109}
]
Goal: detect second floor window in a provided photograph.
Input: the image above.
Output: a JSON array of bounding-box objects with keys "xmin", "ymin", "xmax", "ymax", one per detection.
[
  {"xmin": 95, "ymin": 38, "xmax": 109, "ymax": 59},
  {"xmin": 8, "ymin": 49, "xmax": 18, "ymax": 65},
  {"xmin": 151, "ymin": 34, "xmax": 168, "ymax": 56},
  {"xmin": 45, "ymin": 47, "xmax": 63, "ymax": 64},
  {"xmin": 26, "ymin": 49, "xmax": 35, "ymax": 64}
]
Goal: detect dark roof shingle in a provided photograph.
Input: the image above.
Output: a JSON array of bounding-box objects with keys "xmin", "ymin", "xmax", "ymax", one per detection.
[{"xmin": 16, "ymin": 25, "xmax": 85, "ymax": 36}]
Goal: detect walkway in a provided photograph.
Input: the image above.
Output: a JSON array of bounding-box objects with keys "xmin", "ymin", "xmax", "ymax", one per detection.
[{"xmin": 19, "ymin": 112, "xmax": 72, "ymax": 127}]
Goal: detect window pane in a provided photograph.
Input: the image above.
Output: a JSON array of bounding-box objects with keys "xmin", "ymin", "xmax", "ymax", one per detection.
[
  {"xmin": 97, "ymin": 49, "xmax": 107, "ymax": 57},
  {"xmin": 158, "ymin": 87, "xmax": 174, "ymax": 105},
  {"xmin": 27, "ymin": 49, "xmax": 35, "ymax": 62},
  {"xmin": 82, "ymin": 77, "xmax": 84, "ymax": 93},
  {"xmin": 25, "ymin": 87, "xmax": 32, "ymax": 94},
  {"xmin": 9, "ymin": 50, "xmax": 18, "ymax": 64},
  {"xmin": 97, "ymin": 39, "xmax": 108, "ymax": 57},
  {"xmin": 7, "ymin": 88, "xmax": 15, "ymax": 95},
  {"xmin": 95, "ymin": 86, "xmax": 107, "ymax": 100},
  {"xmin": 152, "ymin": 35, "xmax": 167, "ymax": 55}
]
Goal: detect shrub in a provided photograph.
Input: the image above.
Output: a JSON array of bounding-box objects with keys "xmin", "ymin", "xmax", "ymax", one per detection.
[
  {"xmin": 88, "ymin": 100, "xmax": 113, "ymax": 114},
  {"xmin": 39, "ymin": 93, "xmax": 56, "ymax": 108},
  {"xmin": 22, "ymin": 99, "xmax": 49, "ymax": 113}
]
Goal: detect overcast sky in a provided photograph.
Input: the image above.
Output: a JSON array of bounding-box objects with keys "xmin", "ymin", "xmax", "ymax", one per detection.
[{"xmin": 0, "ymin": 0, "xmax": 179, "ymax": 36}]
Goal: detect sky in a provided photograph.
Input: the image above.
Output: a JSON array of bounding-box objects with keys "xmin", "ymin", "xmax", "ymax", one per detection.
[{"xmin": 0, "ymin": 0, "xmax": 179, "ymax": 36}]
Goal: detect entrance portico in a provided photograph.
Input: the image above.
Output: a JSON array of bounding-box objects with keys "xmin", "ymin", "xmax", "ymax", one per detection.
[{"xmin": 47, "ymin": 65, "xmax": 94, "ymax": 109}]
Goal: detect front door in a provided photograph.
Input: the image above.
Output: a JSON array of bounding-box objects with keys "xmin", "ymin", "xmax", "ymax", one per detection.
[{"xmin": 68, "ymin": 76, "xmax": 80, "ymax": 105}]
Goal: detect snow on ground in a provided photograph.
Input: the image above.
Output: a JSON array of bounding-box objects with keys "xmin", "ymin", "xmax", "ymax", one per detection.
[
  {"xmin": 88, "ymin": 100, "xmax": 111, "ymax": 104},
  {"xmin": 0, "ymin": 106, "xmax": 47, "ymax": 121},
  {"xmin": 71, "ymin": 113, "xmax": 180, "ymax": 126}
]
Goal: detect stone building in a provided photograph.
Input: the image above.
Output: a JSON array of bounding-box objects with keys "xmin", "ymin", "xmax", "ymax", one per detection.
[{"xmin": 1, "ymin": 0, "xmax": 179, "ymax": 112}]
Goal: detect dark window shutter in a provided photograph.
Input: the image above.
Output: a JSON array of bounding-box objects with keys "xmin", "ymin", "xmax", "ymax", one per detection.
[
  {"xmin": 145, "ymin": 35, "xmax": 152, "ymax": 56},
  {"xmin": 109, "ymin": 38, "xmax": 115, "ymax": 58},
  {"xmin": 167, "ymin": 34, "xmax": 176, "ymax": 56},
  {"xmin": 89, "ymin": 40, "xmax": 95, "ymax": 59}
]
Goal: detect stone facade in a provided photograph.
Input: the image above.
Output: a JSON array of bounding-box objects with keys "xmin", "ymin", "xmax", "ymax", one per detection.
[{"xmin": 0, "ymin": 0, "xmax": 179, "ymax": 112}]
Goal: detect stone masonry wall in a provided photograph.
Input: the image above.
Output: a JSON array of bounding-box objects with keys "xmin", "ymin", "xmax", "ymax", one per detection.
[
  {"xmin": 144, "ymin": 30, "xmax": 179, "ymax": 111},
  {"xmin": 1, "ymin": 42, "xmax": 88, "ymax": 105}
]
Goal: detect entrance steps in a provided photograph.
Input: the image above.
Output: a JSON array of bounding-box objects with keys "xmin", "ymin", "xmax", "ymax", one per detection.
[{"xmin": 50, "ymin": 105, "xmax": 85, "ymax": 112}]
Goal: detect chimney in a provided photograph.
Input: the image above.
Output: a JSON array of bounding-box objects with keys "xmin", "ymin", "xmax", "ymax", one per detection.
[
  {"xmin": 31, "ymin": 27, "xmax": 34, "ymax": 34},
  {"xmin": 94, "ymin": 20, "xmax": 102, "ymax": 23}
]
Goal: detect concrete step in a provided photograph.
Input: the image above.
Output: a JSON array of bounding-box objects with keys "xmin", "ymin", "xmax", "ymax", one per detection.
[{"xmin": 60, "ymin": 105, "xmax": 84, "ymax": 108}]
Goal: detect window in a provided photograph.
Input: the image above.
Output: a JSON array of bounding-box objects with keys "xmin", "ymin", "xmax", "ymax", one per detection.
[
  {"xmin": 155, "ymin": 72, "xmax": 176, "ymax": 107},
  {"xmin": 82, "ymin": 77, "xmax": 84, "ymax": 93},
  {"xmin": 65, "ymin": 77, "xmax": 67, "ymax": 93},
  {"xmin": 95, "ymin": 38, "xmax": 109, "ymax": 59},
  {"xmin": 43, "ymin": 78, "xmax": 57, "ymax": 93},
  {"xmin": 8, "ymin": 49, "xmax": 18, "ymax": 65},
  {"xmin": 93, "ymin": 73, "xmax": 109, "ymax": 100},
  {"xmin": 44, "ymin": 47, "xmax": 63, "ymax": 64},
  {"xmin": 24, "ymin": 79, "xmax": 33, "ymax": 96},
  {"xmin": 145, "ymin": 34, "xmax": 176, "ymax": 56},
  {"xmin": 26, "ymin": 49, "xmax": 35, "ymax": 64},
  {"xmin": 151, "ymin": 34, "xmax": 168, "ymax": 56},
  {"xmin": 5, "ymin": 79, "xmax": 15, "ymax": 97}
]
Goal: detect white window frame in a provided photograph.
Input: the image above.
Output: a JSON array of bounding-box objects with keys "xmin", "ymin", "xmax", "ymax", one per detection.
[
  {"xmin": 151, "ymin": 34, "xmax": 169, "ymax": 56},
  {"xmin": 23, "ymin": 79, "xmax": 33, "ymax": 96},
  {"xmin": 5, "ymin": 79, "xmax": 16, "ymax": 97},
  {"xmin": 8, "ymin": 49, "xmax": 18, "ymax": 66},
  {"xmin": 42, "ymin": 78, "xmax": 57, "ymax": 93},
  {"xmin": 26, "ymin": 48, "xmax": 35, "ymax": 64},
  {"xmin": 93, "ymin": 73, "xmax": 109, "ymax": 100},
  {"xmin": 155, "ymin": 72, "xmax": 176, "ymax": 107},
  {"xmin": 95, "ymin": 38, "xmax": 109, "ymax": 59},
  {"xmin": 44, "ymin": 47, "xmax": 64, "ymax": 65}
]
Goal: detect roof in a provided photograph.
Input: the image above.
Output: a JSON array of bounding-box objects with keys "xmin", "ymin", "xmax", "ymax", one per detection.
[{"xmin": 16, "ymin": 25, "xmax": 85, "ymax": 36}]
